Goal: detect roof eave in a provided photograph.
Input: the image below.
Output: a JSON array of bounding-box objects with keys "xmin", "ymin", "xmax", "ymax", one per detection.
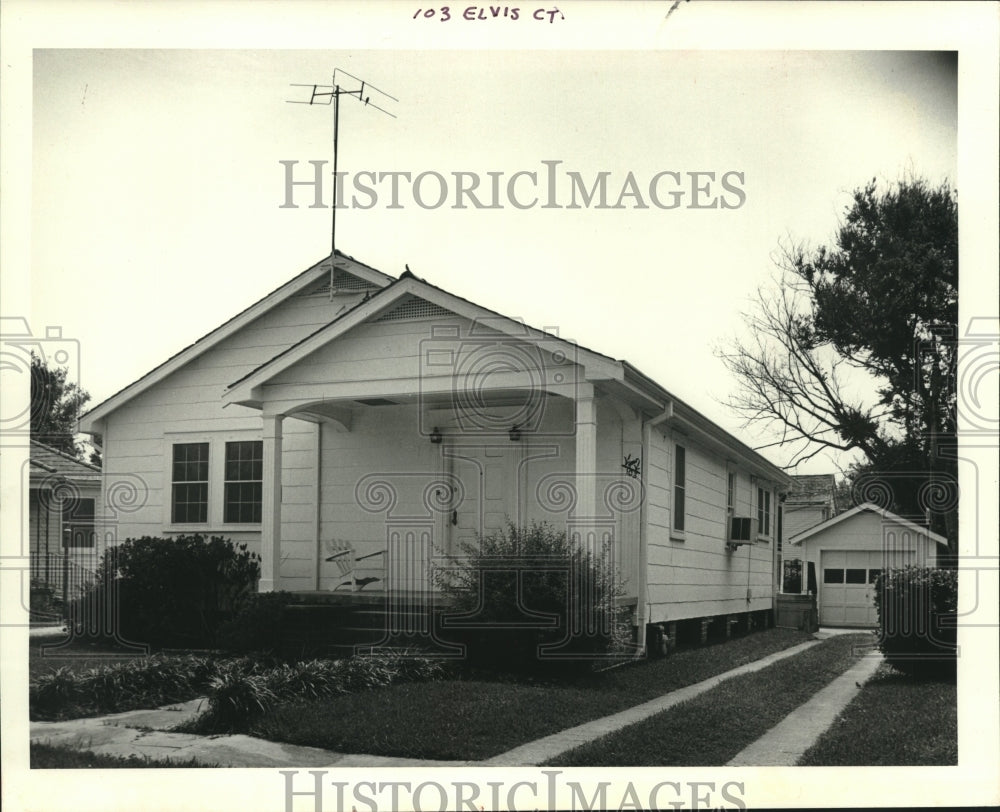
[
  {"xmin": 225, "ymin": 275, "xmax": 627, "ymax": 405},
  {"xmin": 789, "ymin": 502, "xmax": 950, "ymax": 546},
  {"xmin": 622, "ymin": 363, "xmax": 791, "ymax": 487}
]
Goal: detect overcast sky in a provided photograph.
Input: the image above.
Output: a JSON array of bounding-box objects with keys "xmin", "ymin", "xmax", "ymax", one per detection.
[{"xmin": 27, "ymin": 41, "xmax": 959, "ymax": 478}]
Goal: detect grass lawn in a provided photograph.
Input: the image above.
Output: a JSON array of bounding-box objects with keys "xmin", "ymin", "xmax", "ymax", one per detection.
[
  {"xmin": 30, "ymin": 743, "xmax": 214, "ymax": 769},
  {"xmin": 545, "ymin": 633, "xmax": 872, "ymax": 766},
  {"xmin": 798, "ymin": 662, "xmax": 957, "ymax": 765},
  {"xmin": 248, "ymin": 627, "xmax": 814, "ymax": 761}
]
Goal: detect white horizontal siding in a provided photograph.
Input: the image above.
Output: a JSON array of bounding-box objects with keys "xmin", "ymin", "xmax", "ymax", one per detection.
[
  {"xmin": 645, "ymin": 428, "xmax": 775, "ymax": 623},
  {"xmin": 101, "ymin": 289, "xmax": 357, "ymax": 547}
]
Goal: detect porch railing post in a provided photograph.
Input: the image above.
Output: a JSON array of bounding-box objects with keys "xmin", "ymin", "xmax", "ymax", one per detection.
[
  {"xmin": 260, "ymin": 412, "xmax": 284, "ymax": 592},
  {"xmin": 62, "ymin": 550, "xmax": 69, "ymax": 607},
  {"xmin": 574, "ymin": 383, "xmax": 598, "ymax": 541}
]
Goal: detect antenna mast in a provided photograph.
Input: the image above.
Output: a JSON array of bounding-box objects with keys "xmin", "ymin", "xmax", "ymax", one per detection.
[{"xmin": 288, "ymin": 70, "xmax": 397, "ymax": 296}]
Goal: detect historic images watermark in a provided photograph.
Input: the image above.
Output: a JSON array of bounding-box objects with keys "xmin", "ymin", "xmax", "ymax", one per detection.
[
  {"xmin": 280, "ymin": 160, "xmax": 746, "ymax": 211},
  {"xmin": 280, "ymin": 769, "xmax": 747, "ymax": 811}
]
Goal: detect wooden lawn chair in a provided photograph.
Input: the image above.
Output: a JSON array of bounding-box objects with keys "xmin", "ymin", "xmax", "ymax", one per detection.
[{"xmin": 324, "ymin": 539, "xmax": 384, "ymax": 591}]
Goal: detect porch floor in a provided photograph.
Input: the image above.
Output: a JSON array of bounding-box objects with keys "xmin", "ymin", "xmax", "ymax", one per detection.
[{"xmin": 288, "ymin": 589, "xmax": 450, "ymax": 606}]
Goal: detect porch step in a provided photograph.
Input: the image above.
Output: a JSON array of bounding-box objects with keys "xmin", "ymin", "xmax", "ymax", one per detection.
[{"xmin": 279, "ymin": 601, "xmax": 449, "ymax": 658}]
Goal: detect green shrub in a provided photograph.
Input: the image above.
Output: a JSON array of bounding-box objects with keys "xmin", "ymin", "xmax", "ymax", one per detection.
[
  {"xmin": 215, "ymin": 590, "xmax": 296, "ymax": 654},
  {"xmin": 433, "ymin": 521, "xmax": 629, "ymax": 676},
  {"xmin": 30, "ymin": 654, "xmax": 216, "ymax": 720},
  {"xmin": 68, "ymin": 535, "xmax": 260, "ymax": 648},
  {"xmin": 874, "ymin": 566, "xmax": 957, "ymax": 677}
]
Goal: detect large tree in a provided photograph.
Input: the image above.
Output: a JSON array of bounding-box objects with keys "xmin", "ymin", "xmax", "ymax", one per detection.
[
  {"xmin": 721, "ymin": 177, "xmax": 958, "ymax": 550},
  {"xmin": 30, "ymin": 353, "xmax": 93, "ymax": 461}
]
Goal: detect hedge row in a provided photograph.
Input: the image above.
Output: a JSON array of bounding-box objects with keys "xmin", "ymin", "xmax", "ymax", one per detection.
[{"xmin": 874, "ymin": 566, "xmax": 957, "ymax": 677}]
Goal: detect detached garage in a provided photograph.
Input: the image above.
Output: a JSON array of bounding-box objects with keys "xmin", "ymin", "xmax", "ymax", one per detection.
[{"xmin": 784, "ymin": 502, "xmax": 949, "ymax": 628}]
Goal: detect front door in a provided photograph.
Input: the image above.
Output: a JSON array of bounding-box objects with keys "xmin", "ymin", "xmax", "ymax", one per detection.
[{"xmin": 447, "ymin": 443, "xmax": 522, "ymax": 548}]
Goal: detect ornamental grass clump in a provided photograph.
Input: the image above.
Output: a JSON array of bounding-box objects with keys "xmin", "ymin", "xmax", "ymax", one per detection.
[
  {"xmin": 202, "ymin": 659, "xmax": 277, "ymax": 733},
  {"xmin": 197, "ymin": 653, "xmax": 445, "ymax": 733},
  {"xmin": 30, "ymin": 654, "xmax": 215, "ymax": 720}
]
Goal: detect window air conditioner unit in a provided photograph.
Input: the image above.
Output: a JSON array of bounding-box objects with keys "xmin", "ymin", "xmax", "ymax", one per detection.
[{"xmin": 728, "ymin": 516, "xmax": 757, "ymax": 545}]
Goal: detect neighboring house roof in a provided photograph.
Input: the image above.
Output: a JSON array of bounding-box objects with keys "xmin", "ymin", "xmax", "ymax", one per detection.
[
  {"xmin": 787, "ymin": 501, "xmax": 949, "ymax": 547},
  {"xmin": 29, "ymin": 440, "xmax": 102, "ymax": 485},
  {"xmin": 786, "ymin": 474, "xmax": 837, "ymax": 504},
  {"xmin": 79, "ymin": 252, "xmax": 393, "ymax": 432}
]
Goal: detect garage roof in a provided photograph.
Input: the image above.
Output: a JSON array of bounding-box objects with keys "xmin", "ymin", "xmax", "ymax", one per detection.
[{"xmin": 788, "ymin": 502, "xmax": 949, "ymax": 546}]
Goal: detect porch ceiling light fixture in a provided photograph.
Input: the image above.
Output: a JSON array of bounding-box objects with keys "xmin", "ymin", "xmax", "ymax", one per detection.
[
  {"xmin": 509, "ymin": 425, "xmax": 521, "ymax": 442},
  {"xmin": 430, "ymin": 427, "xmax": 443, "ymax": 444}
]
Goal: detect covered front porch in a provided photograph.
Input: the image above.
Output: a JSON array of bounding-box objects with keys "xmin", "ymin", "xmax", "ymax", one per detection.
[
  {"xmin": 247, "ymin": 383, "xmax": 641, "ymax": 601},
  {"xmin": 221, "ymin": 284, "xmax": 649, "ymax": 608}
]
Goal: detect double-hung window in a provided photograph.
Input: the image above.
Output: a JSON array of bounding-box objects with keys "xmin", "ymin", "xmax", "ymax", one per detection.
[
  {"xmin": 169, "ymin": 436, "xmax": 262, "ymax": 527},
  {"xmin": 62, "ymin": 498, "xmax": 96, "ymax": 547},
  {"xmin": 172, "ymin": 442, "xmax": 209, "ymax": 523},
  {"xmin": 673, "ymin": 444, "xmax": 686, "ymax": 535},
  {"xmin": 224, "ymin": 441, "xmax": 263, "ymax": 523},
  {"xmin": 757, "ymin": 486, "xmax": 772, "ymax": 538}
]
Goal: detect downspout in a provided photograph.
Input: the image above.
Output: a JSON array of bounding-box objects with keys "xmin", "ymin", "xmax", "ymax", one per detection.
[
  {"xmin": 775, "ymin": 492, "xmax": 786, "ymax": 600},
  {"xmin": 637, "ymin": 401, "xmax": 673, "ymax": 647}
]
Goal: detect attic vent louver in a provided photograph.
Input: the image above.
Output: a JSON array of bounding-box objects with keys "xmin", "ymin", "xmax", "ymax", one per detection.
[
  {"xmin": 374, "ymin": 297, "xmax": 453, "ymax": 322},
  {"xmin": 331, "ymin": 270, "xmax": 379, "ymax": 292},
  {"xmin": 299, "ymin": 270, "xmax": 379, "ymax": 297}
]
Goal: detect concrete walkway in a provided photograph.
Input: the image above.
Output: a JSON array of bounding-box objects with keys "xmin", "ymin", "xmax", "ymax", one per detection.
[
  {"xmin": 30, "ymin": 698, "xmax": 474, "ymax": 767},
  {"xmin": 483, "ymin": 639, "xmax": 820, "ymax": 766},
  {"xmin": 726, "ymin": 649, "xmax": 884, "ymax": 766},
  {"xmin": 30, "ymin": 633, "xmax": 879, "ymax": 768}
]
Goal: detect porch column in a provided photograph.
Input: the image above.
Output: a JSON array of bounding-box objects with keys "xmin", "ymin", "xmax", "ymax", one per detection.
[
  {"xmin": 259, "ymin": 412, "xmax": 284, "ymax": 593},
  {"xmin": 574, "ymin": 383, "xmax": 597, "ymax": 543}
]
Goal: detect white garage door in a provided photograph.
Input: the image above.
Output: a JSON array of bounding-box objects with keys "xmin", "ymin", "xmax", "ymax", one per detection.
[{"xmin": 819, "ymin": 549, "xmax": 913, "ymax": 627}]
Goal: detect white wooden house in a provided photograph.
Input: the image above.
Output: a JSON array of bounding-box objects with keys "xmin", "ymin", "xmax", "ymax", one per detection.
[
  {"xmin": 785, "ymin": 502, "xmax": 948, "ymax": 627},
  {"xmin": 80, "ymin": 253, "xmax": 791, "ymax": 651}
]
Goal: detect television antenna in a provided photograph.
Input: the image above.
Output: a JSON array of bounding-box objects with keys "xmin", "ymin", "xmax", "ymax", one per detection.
[{"xmin": 288, "ymin": 69, "xmax": 397, "ymax": 296}]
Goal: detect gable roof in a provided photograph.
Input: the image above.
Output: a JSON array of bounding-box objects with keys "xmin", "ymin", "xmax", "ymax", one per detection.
[
  {"xmin": 79, "ymin": 252, "xmax": 393, "ymax": 432},
  {"xmin": 30, "ymin": 440, "xmax": 102, "ymax": 484},
  {"xmin": 224, "ymin": 269, "xmax": 624, "ymax": 401},
  {"xmin": 788, "ymin": 501, "xmax": 949, "ymax": 546}
]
